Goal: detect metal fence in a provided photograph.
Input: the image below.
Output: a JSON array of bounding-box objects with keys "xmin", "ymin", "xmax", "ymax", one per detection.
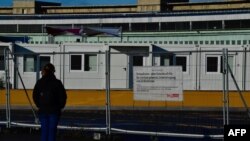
[{"xmin": 1, "ymin": 47, "xmax": 250, "ymax": 140}]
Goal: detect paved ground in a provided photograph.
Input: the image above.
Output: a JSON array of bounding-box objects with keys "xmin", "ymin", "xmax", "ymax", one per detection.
[
  {"xmin": 0, "ymin": 128, "xmax": 101, "ymax": 141},
  {"xmin": 1, "ymin": 109, "xmax": 249, "ymax": 141},
  {"xmin": 0, "ymin": 128, "xmax": 220, "ymax": 141}
]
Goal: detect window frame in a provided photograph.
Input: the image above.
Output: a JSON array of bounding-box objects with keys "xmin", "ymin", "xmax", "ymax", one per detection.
[
  {"xmin": 159, "ymin": 54, "xmax": 189, "ymax": 73},
  {"xmin": 70, "ymin": 53, "xmax": 98, "ymax": 72},
  {"xmin": 84, "ymin": 54, "xmax": 98, "ymax": 72},
  {"xmin": 175, "ymin": 55, "xmax": 189, "ymax": 73},
  {"xmin": 205, "ymin": 55, "xmax": 235, "ymax": 74},
  {"xmin": 70, "ymin": 54, "xmax": 83, "ymax": 72},
  {"xmin": 23, "ymin": 55, "xmax": 37, "ymax": 72},
  {"xmin": 133, "ymin": 55, "xmax": 144, "ymax": 66},
  {"xmin": 206, "ymin": 55, "xmax": 219, "ymax": 73},
  {"xmin": 39, "ymin": 56, "xmax": 51, "ymax": 71}
]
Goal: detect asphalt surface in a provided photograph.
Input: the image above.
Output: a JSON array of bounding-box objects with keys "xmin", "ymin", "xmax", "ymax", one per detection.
[
  {"xmin": 1, "ymin": 109, "xmax": 249, "ymax": 141},
  {"xmin": 0, "ymin": 128, "xmax": 101, "ymax": 141}
]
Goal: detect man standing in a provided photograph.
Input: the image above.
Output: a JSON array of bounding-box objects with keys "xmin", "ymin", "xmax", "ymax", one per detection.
[{"xmin": 33, "ymin": 63, "xmax": 67, "ymax": 141}]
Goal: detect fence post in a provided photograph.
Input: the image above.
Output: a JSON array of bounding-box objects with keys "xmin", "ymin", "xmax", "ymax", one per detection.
[
  {"xmin": 222, "ymin": 48, "xmax": 229, "ymax": 125},
  {"xmin": 4, "ymin": 47, "xmax": 11, "ymax": 128},
  {"xmin": 105, "ymin": 50, "xmax": 111, "ymax": 135},
  {"xmin": 242, "ymin": 46, "xmax": 247, "ymax": 91},
  {"xmin": 4, "ymin": 46, "xmax": 39, "ymax": 126}
]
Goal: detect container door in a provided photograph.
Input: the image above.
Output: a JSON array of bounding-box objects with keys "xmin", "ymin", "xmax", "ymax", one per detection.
[{"xmin": 110, "ymin": 53, "xmax": 128, "ymax": 89}]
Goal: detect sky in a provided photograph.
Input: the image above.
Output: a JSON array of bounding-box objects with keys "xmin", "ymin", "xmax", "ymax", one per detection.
[{"xmin": 0, "ymin": 0, "xmax": 224, "ymax": 7}]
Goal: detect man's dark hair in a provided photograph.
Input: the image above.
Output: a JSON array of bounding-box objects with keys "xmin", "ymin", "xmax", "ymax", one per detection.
[{"xmin": 43, "ymin": 63, "xmax": 55, "ymax": 74}]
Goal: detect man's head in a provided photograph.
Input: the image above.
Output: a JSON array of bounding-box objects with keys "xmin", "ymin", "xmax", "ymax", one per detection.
[{"xmin": 42, "ymin": 63, "xmax": 55, "ymax": 76}]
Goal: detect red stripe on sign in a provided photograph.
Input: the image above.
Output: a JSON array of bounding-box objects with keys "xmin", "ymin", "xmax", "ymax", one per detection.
[{"xmin": 166, "ymin": 94, "xmax": 179, "ymax": 98}]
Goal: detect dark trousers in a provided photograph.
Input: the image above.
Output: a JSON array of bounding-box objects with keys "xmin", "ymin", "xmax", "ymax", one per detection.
[{"xmin": 39, "ymin": 113, "xmax": 59, "ymax": 141}]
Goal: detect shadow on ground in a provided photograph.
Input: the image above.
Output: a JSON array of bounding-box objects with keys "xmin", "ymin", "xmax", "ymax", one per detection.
[{"xmin": 0, "ymin": 128, "xmax": 111, "ymax": 141}]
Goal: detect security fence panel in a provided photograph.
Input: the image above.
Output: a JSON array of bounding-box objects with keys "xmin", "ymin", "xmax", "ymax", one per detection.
[
  {"xmin": 1, "ymin": 44, "xmax": 250, "ymax": 140},
  {"xmin": 108, "ymin": 50, "xmax": 250, "ymax": 140}
]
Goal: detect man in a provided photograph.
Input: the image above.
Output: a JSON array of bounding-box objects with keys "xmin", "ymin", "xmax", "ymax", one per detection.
[{"xmin": 33, "ymin": 63, "xmax": 67, "ymax": 141}]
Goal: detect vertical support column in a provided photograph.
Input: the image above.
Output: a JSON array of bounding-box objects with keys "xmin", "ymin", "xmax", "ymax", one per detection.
[
  {"xmin": 11, "ymin": 43, "xmax": 17, "ymax": 89},
  {"xmin": 105, "ymin": 50, "xmax": 111, "ymax": 135},
  {"xmin": 129, "ymin": 23, "xmax": 132, "ymax": 32},
  {"xmin": 195, "ymin": 45, "xmax": 200, "ymax": 90},
  {"xmin": 198, "ymin": 46, "xmax": 201, "ymax": 90},
  {"xmin": 36, "ymin": 54, "xmax": 40, "ymax": 82},
  {"xmin": 42, "ymin": 24, "xmax": 44, "ymax": 44},
  {"xmin": 242, "ymin": 46, "xmax": 247, "ymax": 91},
  {"xmin": 222, "ymin": 20, "xmax": 225, "ymax": 30},
  {"xmin": 17, "ymin": 24, "xmax": 19, "ymax": 33},
  {"xmin": 189, "ymin": 21, "xmax": 192, "ymax": 31},
  {"xmin": 158, "ymin": 22, "xmax": 161, "ymax": 31},
  {"xmin": 120, "ymin": 26, "xmax": 123, "ymax": 43},
  {"xmin": 4, "ymin": 48, "xmax": 11, "ymax": 128},
  {"xmin": 60, "ymin": 43, "xmax": 65, "ymax": 85},
  {"xmin": 149, "ymin": 44, "xmax": 153, "ymax": 66},
  {"xmin": 222, "ymin": 48, "xmax": 229, "ymax": 125}
]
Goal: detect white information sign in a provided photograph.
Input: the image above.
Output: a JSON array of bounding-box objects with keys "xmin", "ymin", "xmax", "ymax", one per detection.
[{"xmin": 133, "ymin": 66, "xmax": 183, "ymax": 101}]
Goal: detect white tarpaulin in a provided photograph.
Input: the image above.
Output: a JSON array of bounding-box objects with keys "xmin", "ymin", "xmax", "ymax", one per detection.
[{"xmin": 133, "ymin": 66, "xmax": 183, "ymax": 101}]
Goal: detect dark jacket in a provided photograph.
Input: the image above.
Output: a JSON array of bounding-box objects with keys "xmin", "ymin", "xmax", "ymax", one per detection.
[{"xmin": 33, "ymin": 74, "xmax": 67, "ymax": 115}]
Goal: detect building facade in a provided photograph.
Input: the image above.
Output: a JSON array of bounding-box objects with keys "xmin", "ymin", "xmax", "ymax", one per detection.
[{"xmin": 0, "ymin": 0, "xmax": 250, "ymax": 91}]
